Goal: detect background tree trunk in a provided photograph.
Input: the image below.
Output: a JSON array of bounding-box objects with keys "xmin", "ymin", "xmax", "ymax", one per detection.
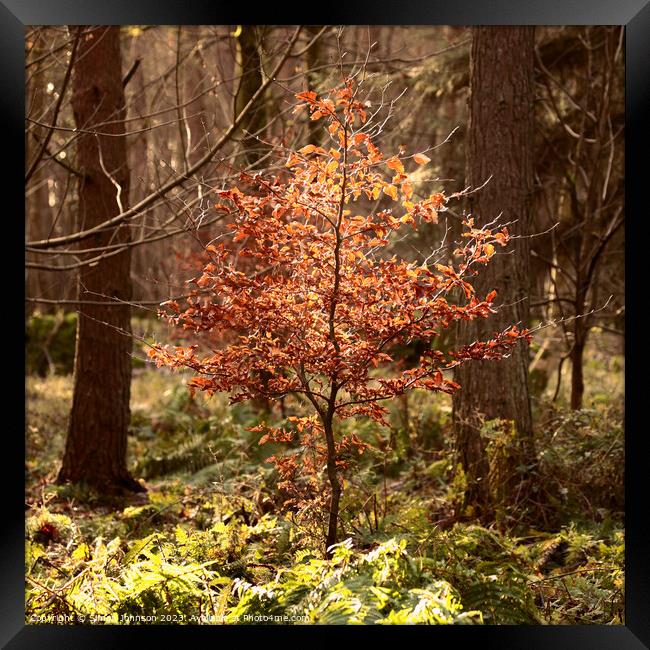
[
  {"xmin": 452, "ymin": 26, "xmax": 536, "ymax": 521},
  {"xmin": 305, "ymin": 25, "xmax": 325, "ymax": 146},
  {"xmin": 25, "ymin": 34, "xmax": 61, "ymax": 316},
  {"xmin": 57, "ymin": 26, "xmax": 144, "ymax": 494},
  {"xmin": 234, "ymin": 26, "xmax": 274, "ymax": 410},
  {"xmin": 234, "ymin": 25, "xmax": 267, "ymax": 167}
]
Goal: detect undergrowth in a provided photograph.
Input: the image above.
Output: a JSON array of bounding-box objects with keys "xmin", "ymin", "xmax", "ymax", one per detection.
[{"xmin": 25, "ymin": 367, "xmax": 624, "ymax": 625}]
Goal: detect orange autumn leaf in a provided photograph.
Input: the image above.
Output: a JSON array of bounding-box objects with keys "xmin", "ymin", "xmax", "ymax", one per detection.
[
  {"xmin": 383, "ymin": 184, "xmax": 398, "ymax": 200},
  {"xmin": 401, "ymin": 181, "xmax": 413, "ymax": 200},
  {"xmin": 386, "ymin": 156, "xmax": 405, "ymax": 174},
  {"xmin": 325, "ymin": 160, "xmax": 338, "ymax": 175}
]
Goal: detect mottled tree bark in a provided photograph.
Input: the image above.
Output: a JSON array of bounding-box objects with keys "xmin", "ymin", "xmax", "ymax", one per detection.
[
  {"xmin": 58, "ymin": 26, "xmax": 144, "ymax": 494},
  {"xmin": 452, "ymin": 27, "xmax": 536, "ymax": 520}
]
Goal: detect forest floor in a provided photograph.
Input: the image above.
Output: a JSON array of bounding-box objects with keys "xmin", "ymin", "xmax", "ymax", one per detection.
[{"xmin": 25, "ymin": 344, "xmax": 624, "ymax": 625}]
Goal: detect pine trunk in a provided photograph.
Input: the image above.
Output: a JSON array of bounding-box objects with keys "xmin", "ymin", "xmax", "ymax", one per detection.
[
  {"xmin": 58, "ymin": 26, "xmax": 144, "ymax": 494},
  {"xmin": 452, "ymin": 27, "xmax": 536, "ymax": 520},
  {"xmin": 234, "ymin": 25, "xmax": 267, "ymax": 167}
]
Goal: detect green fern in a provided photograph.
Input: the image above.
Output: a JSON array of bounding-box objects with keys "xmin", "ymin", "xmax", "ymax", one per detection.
[
  {"xmin": 135, "ymin": 434, "xmax": 217, "ymax": 479},
  {"xmin": 227, "ymin": 538, "xmax": 481, "ymax": 625}
]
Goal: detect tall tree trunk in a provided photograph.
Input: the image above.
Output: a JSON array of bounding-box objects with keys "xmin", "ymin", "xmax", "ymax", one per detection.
[
  {"xmin": 452, "ymin": 26, "xmax": 536, "ymax": 521},
  {"xmin": 235, "ymin": 27, "xmax": 273, "ymax": 409},
  {"xmin": 57, "ymin": 26, "xmax": 144, "ymax": 494},
  {"xmin": 126, "ymin": 28, "xmax": 151, "ymax": 304},
  {"xmin": 184, "ymin": 29, "xmax": 209, "ymax": 167},
  {"xmin": 305, "ymin": 25, "xmax": 325, "ymax": 146},
  {"xmin": 234, "ymin": 25, "xmax": 267, "ymax": 167}
]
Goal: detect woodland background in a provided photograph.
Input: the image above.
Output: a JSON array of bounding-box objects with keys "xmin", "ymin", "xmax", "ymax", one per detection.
[{"xmin": 25, "ymin": 25, "xmax": 624, "ymax": 625}]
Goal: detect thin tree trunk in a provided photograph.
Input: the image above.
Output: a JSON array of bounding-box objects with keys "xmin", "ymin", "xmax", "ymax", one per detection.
[
  {"xmin": 570, "ymin": 337, "xmax": 586, "ymax": 410},
  {"xmin": 453, "ymin": 26, "xmax": 536, "ymax": 521},
  {"xmin": 570, "ymin": 298, "xmax": 587, "ymax": 409},
  {"xmin": 25, "ymin": 33, "xmax": 57, "ymax": 316},
  {"xmin": 58, "ymin": 26, "xmax": 144, "ymax": 495},
  {"xmin": 323, "ymin": 414, "xmax": 341, "ymax": 557}
]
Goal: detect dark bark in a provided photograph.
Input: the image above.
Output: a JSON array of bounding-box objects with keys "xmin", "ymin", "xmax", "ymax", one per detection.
[
  {"xmin": 57, "ymin": 26, "xmax": 144, "ymax": 494},
  {"xmin": 305, "ymin": 25, "xmax": 325, "ymax": 146},
  {"xmin": 234, "ymin": 25, "xmax": 267, "ymax": 167},
  {"xmin": 570, "ymin": 336, "xmax": 586, "ymax": 410},
  {"xmin": 323, "ymin": 413, "xmax": 341, "ymax": 558},
  {"xmin": 570, "ymin": 290, "xmax": 588, "ymax": 410},
  {"xmin": 234, "ymin": 26, "xmax": 273, "ymax": 410},
  {"xmin": 452, "ymin": 27, "xmax": 536, "ymax": 521}
]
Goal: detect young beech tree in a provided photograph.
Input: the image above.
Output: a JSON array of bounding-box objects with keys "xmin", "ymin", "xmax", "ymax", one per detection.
[{"xmin": 149, "ymin": 80, "xmax": 531, "ymax": 555}]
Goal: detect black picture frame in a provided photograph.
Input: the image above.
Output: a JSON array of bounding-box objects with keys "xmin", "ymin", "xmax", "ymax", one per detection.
[{"xmin": 6, "ymin": 1, "xmax": 647, "ymax": 647}]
